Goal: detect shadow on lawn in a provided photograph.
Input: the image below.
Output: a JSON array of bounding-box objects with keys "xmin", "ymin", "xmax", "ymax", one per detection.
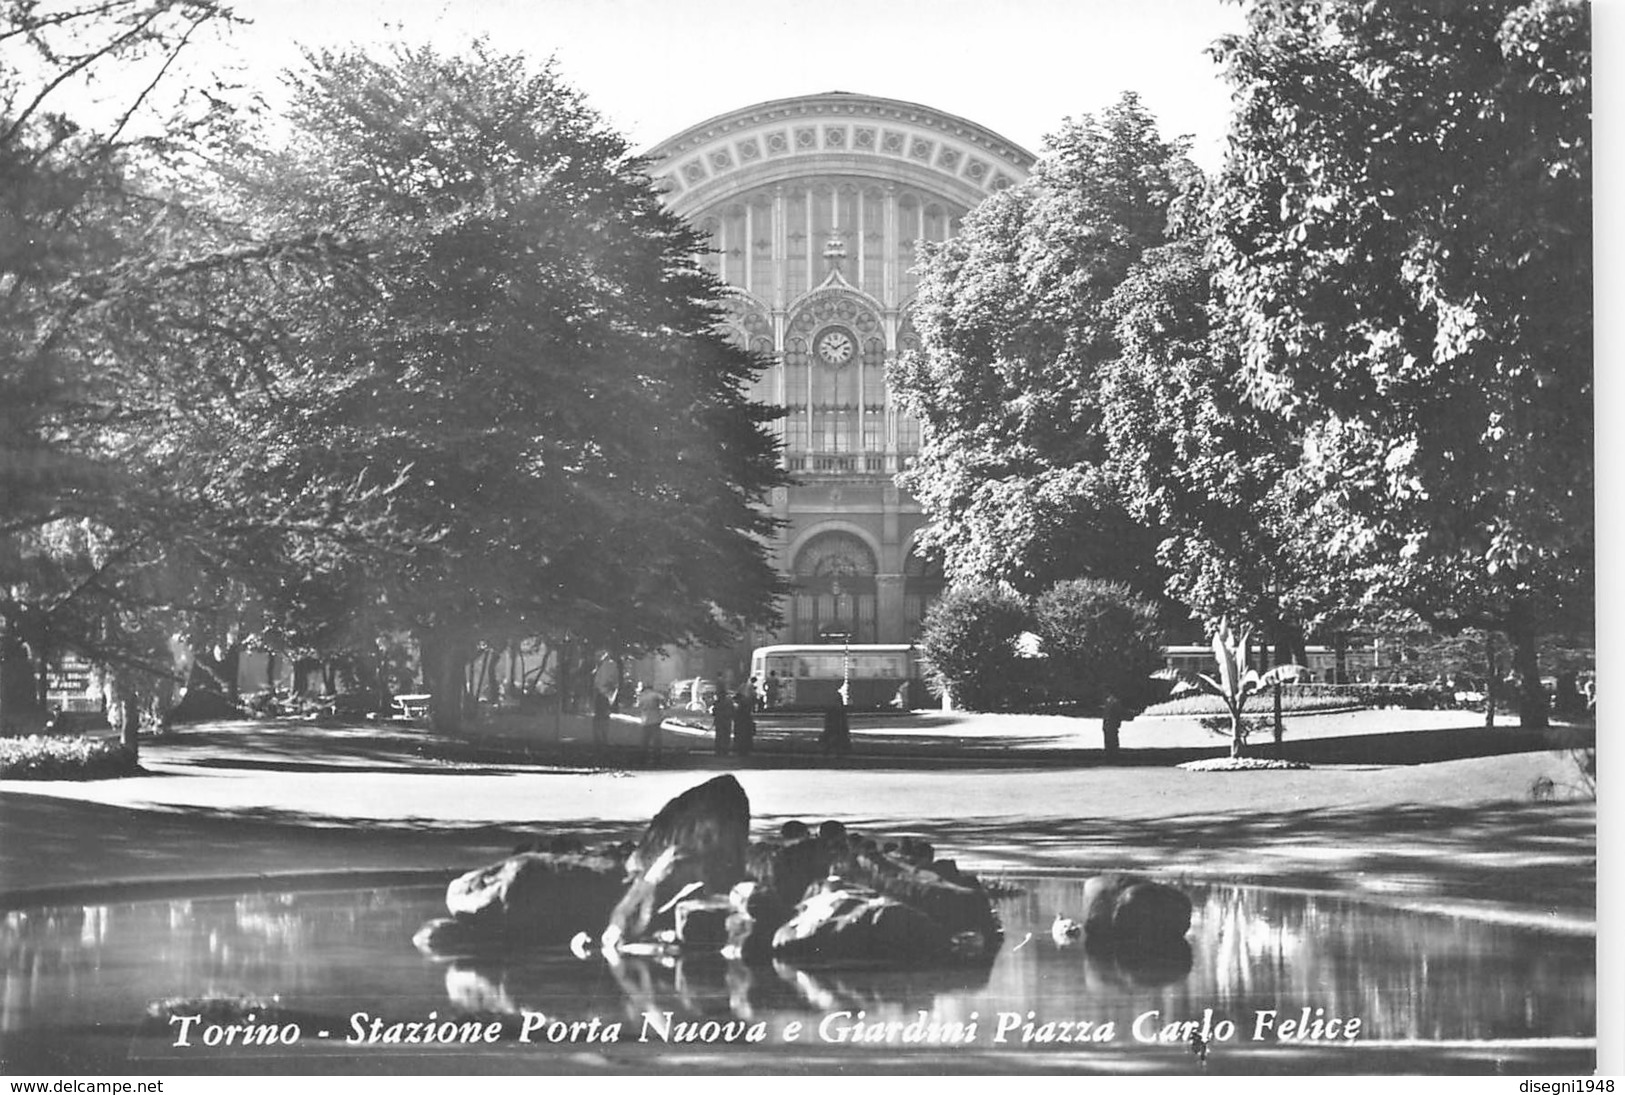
[
  {"xmin": 749, "ymin": 798, "xmax": 1599, "ymax": 920},
  {"xmin": 139, "ymin": 721, "xmax": 638, "ymax": 776},
  {"xmin": 725, "ymin": 724, "xmax": 1583, "ymax": 770}
]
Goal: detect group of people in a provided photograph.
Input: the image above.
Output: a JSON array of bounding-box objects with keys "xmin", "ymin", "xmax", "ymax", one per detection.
[
  {"xmin": 708, "ymin": 680, "xmax": 758, "ymax": 757},
  {"xmin": 587, "ymin": 663, "xmax": 858, "ymax": 764}
]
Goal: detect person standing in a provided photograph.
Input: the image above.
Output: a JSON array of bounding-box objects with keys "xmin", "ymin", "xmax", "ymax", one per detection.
[
  {"xmin": 732, "ymin": 686, "xmax": 756, "ymax": 757},
  {"xmin": 635, "ymin": 681, "xmax": 667, "ymax": 764},
  {"xmin": 592, "ymin": 688, "xmax": 612, "ymax": 747},
  {"xmin": 1101, "ymin": 693, "xmax": 1124, "ymax": 756},
  {"xmin": 820, "ymin": 699, "xmax": 850, "ymax": 758},
  {"xmin": 764, "ymin": 671, "xmax": 782, "ymax": 710},
  {"xmin": 710, "ymin": 686, "xmax": 735, "ymax": 757},
  {"xmin": 592, "ymin": 653, "xmax": 620, "ymax": 747}
]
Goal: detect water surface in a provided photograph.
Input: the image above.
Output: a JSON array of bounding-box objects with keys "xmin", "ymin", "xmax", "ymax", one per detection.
[{"xmin": 0, "ymin": 875, "xmax": 1594, "ymax": 1074}]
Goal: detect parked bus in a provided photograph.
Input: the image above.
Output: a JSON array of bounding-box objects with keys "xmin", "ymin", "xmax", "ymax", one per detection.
[{"xmin": 749, "ymin": 644, "xmax": 926, "ymax": 711}]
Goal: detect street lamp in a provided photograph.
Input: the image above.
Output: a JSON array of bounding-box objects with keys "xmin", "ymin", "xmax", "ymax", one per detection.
[{"xmin": 831, "ymin": 577, "xmax": 852, "ymax": 707}]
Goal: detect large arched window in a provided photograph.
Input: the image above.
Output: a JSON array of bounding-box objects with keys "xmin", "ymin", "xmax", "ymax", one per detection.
[
  {"xmin": 691, "ymin": 177, "xmax": 966, "ymax": 306},
  {"xmin": 791, "ymin": 531, "xmax": 878, "ymax": 644},
  {"xmin": 896, "ymin": 316, "xmax": 924, "ymax": 455},
  {"xmin": 719, "ymin": 297, "xmax": 778, "ymax": 414},
  {"xmin": 784, "ymin": 294, "xmax": 882, "ymax": 468}
]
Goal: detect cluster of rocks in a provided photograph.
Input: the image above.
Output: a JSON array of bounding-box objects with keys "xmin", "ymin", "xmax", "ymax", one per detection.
[{"xmin": 415, "ymin": 775, "xmax": 1003, "ymax": 966}]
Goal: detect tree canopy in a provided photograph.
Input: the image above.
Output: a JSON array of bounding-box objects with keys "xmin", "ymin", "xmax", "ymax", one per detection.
[
  {"xmin": 1211, "ymin": 0, "xmax": 1592, "ymax": 723},
  {"xmin": 196, "ymin": 42, "xmax": 790, "ymax": 728},
  {"xmin": 890, "ymin": 93, "xmax": 1197, "ymax": 598},
  {"xmin": 2, "ymin": 19, "xmax": 788, "ymax": 734},
  {"xmin": 1099, "ymin": 234, "xmax": 1354, "ymax": 656},
  {"xmin": 0, "ymin": 0, "xmax": 276, "ymax": 735}
]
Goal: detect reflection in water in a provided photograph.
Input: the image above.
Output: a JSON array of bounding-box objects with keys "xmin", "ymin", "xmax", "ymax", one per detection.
[{"xmin": 0, "ymin": 876, "xmax": 1595, "ymax": 1065}]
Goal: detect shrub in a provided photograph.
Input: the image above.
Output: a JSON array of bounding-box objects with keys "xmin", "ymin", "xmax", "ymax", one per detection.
[
  {"xmin": 0, "ymin": 735, "xmax": 140, "ymax": 780},
  {"xmin": 918, "ymin": 582, "xmax": 1031, "ymax": 712},
  {"xmin": 1296, "ymin": 682, "xmax": 1458, "ymax": 710},
  {"xmin": 1032, "ymin": 579, "xmax": 1164, "ymax": 711}
]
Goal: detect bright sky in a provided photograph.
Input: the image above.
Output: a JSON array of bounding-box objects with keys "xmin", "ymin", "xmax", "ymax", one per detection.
[{"xmin": 196, "ymin": 0, "xmax": 1248, "ymax": 168}]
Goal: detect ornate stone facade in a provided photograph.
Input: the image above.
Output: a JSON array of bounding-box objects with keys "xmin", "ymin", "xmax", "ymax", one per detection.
[{"xmin": 645, "ymin": 93, "xmax": 1033, "ymax": 663}]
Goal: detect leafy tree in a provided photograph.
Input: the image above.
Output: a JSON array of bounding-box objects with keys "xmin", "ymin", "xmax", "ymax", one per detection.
[
  {"xmin": 916, "ymin": 582, "xmax": 1030, "ymax": 712},
  {"xmin": 1100, "ymin": 235, "xmax": 1360, "ymax": 662},
  {"xmin": 891, "ymin": 93, "xmax": 1197, "ymax": 597},
  {"xmin": 221, "ymin": 43, "xmax": 788, "ymax": 731},
  {"xmin": 0, "ymin": 0, "xmax": 258, "ymax": 743},
  {"xmin": 1032, "ymin": 577, "xmax": 1164, "ymax": 711},
  {"xmin": 1212, "ymin": 0, "xmax": 1592, "ymax": 728}
]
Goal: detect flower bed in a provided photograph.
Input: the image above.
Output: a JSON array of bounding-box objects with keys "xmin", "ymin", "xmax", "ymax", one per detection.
[
  {"xmin": 1178, "ymin": 757, "xmax": 1311, "ymax": 771},
  {"xmin": 0, "ymin": 735, "xmax": 139, "ymax": 780}
]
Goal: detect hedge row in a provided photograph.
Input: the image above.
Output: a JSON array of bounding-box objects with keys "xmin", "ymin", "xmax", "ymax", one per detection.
[
  {"xmin": 1146, "ymin": 683, "xmax": 1467, "ymax": 717},
  {"xmin": 0, "ymin": 735, "xmax": 140, "ymax": 780}
]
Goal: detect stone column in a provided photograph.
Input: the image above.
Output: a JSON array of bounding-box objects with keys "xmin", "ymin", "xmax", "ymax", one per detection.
[
  {"xmin": 773, "ymin": 186, "xmax": 787, "ymax": 311},
  {"xmin": 884, "ymin": 184, "xmax": 898, "ymax": 307},
  {"xmin": 875, "ymin": 574, "xmax": 906, "ymax": 644},
  {"xmin": 743, "ymin": 202, "xmax": 754, "ymax": 292},
  {"xmin": 718, "ymin": 212, "xmax": 729, "ymax": 288}
]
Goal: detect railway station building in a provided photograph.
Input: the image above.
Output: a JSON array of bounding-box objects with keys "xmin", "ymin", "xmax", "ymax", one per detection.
[{"xmin": 641, "ymin": 92, "xmax": 1035, "ymax": 682}]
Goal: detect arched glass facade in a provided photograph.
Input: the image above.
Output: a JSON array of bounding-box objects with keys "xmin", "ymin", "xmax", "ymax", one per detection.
[{"xmin": 646, "ymin": 94, "xmax": 1033, "ymax": 650}]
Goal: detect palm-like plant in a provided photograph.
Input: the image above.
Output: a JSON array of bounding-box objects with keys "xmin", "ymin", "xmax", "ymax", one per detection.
[{"xmin": 1177, "ymin": 617, "xmax": 1304, "ymax": 758}]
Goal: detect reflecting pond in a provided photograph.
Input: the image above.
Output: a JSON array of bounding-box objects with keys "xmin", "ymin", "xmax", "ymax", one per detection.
[{"xmin": 0, "ymin": 875, "xmax": 1595, "ymax": 1074}]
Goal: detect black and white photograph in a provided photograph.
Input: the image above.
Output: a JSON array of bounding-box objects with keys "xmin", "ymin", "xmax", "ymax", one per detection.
[{"xmin": 0, "ymin": 0, "xmax": 1607, "ymax": 1081}]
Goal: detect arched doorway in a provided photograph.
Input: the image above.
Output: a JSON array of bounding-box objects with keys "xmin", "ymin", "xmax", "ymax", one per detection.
[{"xmin": 791, "ymin": 531, "xmax": 878, "ymax": 644}]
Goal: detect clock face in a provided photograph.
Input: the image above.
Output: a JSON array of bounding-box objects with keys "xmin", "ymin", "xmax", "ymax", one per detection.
[{"xmin": 817, "ymin": 329, "xmax": 855, "ymax": 366}]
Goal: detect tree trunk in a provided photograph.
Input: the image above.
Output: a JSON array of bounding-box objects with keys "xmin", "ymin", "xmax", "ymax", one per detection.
[
  {"xmin": 185, "ymin": 643, "xmax": 243, "ymax": 708},
  {"xmin": 293, "ymin": 658, "xmax": 315, "ymax": 696},
  {"xmin": 0, "ymin": 621, "xmax": 47, "ymax": 734},
  {"xmin": 103, "ymin": 670, "xmax": 141, "ymax": 757},
  {"xmin": 418, "ymin": 628, "xmax": 470, "ymax": 735},
  {"xmin": 375, "ymin": 644, "xmax": 394, "ymax": 715},
  {"xmin": 478, "ymin": 647, "xmax": 499, "ymax": 705},
  {"xmin": 1506, "ymin": 615, "xmax": 1549, "ymax": 730},
  {"xmin": 1484, "ymin": 632, "xmax": 1498, "ymax": 729},
  {"xmin": 35, "ymin": 633, "xmax": 51, "ymax": 710},
  {"xmin": 1272, "ymin": 630, "xmax": 1297, "ymax": 748},
  {"xmin": 119, "ymin": 693, "xmax": 140, "ymax": 753}
]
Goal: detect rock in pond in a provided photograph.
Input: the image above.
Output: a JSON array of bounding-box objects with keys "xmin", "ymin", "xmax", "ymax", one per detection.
[
  {"xmin": 603, "ymin": 774, "xmax": 751, "ymax": 948},
  {"xmin": 771, "ymin": 878, "xmax": 955, "ymax": 964},
  {"xmin": 424, "ymin": 848, "xmax": 626, "ymax": 950},
  {"xmin": 1080, "ymin": 872, "xmax": 1192, "ymax": 944},
  {"xmin": 846, "ymin": 847, "xmax": 1001, "ymax": 947},
  {"xmin": 674, "ymin": 895, "xmax": 734, "ymax": 947}
]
